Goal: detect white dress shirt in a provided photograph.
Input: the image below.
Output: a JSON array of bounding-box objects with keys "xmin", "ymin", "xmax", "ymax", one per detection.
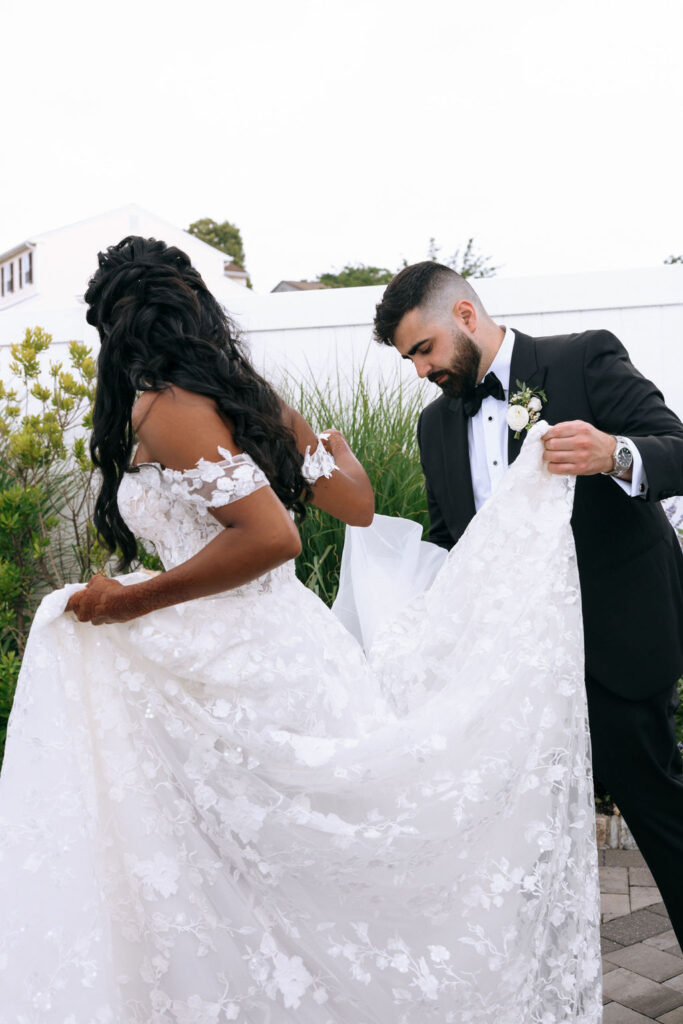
[{"xmin": 468, "ymin": 328, "xmax": 647, "ymax": 511}]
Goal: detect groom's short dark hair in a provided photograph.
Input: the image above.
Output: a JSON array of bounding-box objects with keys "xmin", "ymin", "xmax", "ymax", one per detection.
[{"xmin": 373, "ymin": 261, "xmax": 470, "ymax": 346}]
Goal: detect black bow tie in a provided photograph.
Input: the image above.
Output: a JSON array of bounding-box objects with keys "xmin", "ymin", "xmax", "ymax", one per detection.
[{"xmin": 462, "ymin": 372, "xmax": 506, "ymax": 417}]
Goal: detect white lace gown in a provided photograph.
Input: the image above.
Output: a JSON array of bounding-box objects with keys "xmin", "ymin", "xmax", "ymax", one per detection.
[{"xmin": 0, "ymin": 423, "xmax": 601, "ymax": 1023}]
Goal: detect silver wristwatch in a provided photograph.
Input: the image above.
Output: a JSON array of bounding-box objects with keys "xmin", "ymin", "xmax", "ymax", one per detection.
[{"xmin": 607, "ymin": 436, "xmax": 634, "ymax": 478}]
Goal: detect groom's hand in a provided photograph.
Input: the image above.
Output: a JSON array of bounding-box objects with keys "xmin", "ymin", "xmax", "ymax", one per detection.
[{"xmin": 542, "ymin": 421, "xmax": 614, "ymax": 476}]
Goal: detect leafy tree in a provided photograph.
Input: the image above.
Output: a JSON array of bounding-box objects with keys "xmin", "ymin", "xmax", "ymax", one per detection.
[
  {"xmin": 187, "ymin": 218, "xmax": 251, "ymax": 287},
  {"xmin": 428, "ymin": 236, "xmax": 499, "ymax": 278},
  {"xmin": 664, "ymin": 255, "xmax": 683, "ymax": 264},
  {"xmin": 317, "ymin": 264, "xmax": 395, "ymax": 288},
  {"xmin": 317, "ymin": 238, "xmax": 498, "ymax": 289}
]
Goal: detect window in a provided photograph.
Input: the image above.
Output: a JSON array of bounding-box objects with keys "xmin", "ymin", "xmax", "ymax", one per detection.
[
  {"xmin": 1, "ymin": 262, "xmax": 14, "ymax": 296},
  {"xmin": 21, "ymin": 251, "xmax": 32, "ymax": 286}
]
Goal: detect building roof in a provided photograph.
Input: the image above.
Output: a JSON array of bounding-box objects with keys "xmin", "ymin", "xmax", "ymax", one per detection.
[
  {"xmin": 0, "ymin": 240, "xmax": 35, "ymax": 263},
  {"xmin": 271, "ymin": 280, "xmax": 328, "ymax": 293},
  {"xmin": 0, "ymin": 204, "xmax": 258, "ymax": 337}
]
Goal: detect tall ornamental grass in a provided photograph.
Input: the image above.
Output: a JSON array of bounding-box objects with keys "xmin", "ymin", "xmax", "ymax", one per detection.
[{"xmin": 289, "ymin": 371, "xmax": 430, "ymax": 605}]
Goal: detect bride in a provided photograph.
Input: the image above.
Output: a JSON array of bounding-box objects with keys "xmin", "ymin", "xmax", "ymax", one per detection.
[{"xmin": 0, "ymin": 237, "xmax": 601, "ymax": 1023}]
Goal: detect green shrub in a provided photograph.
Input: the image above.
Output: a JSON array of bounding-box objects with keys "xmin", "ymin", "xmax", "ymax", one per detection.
[{"xmin": 0, "ymin": 328, "xmax": 103, "ymax": 759}]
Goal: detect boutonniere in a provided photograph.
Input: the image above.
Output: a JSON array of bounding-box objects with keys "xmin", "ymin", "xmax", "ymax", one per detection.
[{"xmin": 506, "ymin": 380, "xmax": 547, "ymax": 439}]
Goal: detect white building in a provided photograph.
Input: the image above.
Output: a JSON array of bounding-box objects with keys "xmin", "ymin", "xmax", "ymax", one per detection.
[
  {"xmin": 0, "ymin": 204, "xmax": 256, "ymax": 379},
  {"xmin": 1, "ymin": 206, "xmax": 682, "ymax": 419}
]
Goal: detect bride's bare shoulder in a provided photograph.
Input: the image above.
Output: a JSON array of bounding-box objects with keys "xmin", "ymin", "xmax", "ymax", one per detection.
[
  {"xmin": 132, "ymin": 386, "xmax": 240, "ymax": 470},
  {"xmin": 132, "ymin": 386, "xmax": 215, "ymax": 432}
]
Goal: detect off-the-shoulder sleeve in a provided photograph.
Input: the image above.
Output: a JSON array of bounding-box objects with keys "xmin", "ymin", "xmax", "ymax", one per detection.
[
  {"xmin": 166, "ymin": 446, "xmax": 269, "ymax": 511},
  {"xmin": 302, "ymin": 434, "xmax": 338, "ymax": 485}
]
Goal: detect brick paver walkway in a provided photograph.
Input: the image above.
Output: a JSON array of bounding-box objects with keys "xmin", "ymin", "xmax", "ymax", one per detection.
[{"xmin": 600, "ymin": 849, "xmax": 682, "ymax": 1022}]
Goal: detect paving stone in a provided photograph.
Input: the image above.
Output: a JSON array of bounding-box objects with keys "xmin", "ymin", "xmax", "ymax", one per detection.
[
  {"xmin": 644, "ymin": 931, "xmax": 683, "ymax": 958},
  {"xmin": 604, "ymin": 850, "xmax": 648, "ymax": 867},
  {"xmin": 602, "ymin": 1002, "xmax": 657, "ymax": 1022},
  {"xmin": 604, "ymin": 893, "xmax": 633, "ymax": 921},
  {"xmin": 603, "ymin": 958, "xmax": 620, "ymax": 974},
  {"xmin": 603, "ymin": 909, "xmax": 677, "ymax": 946},
  {"xmin": 657, "ymin": 1007, "xmax": 683, "ymax": 1023},
  {"xmin": 651, "ymin": 902, "xmax": 672, "ymax": 917},
  {"xmin": 631, "ymin": 886, "xmax": 664, "ymax": 911},
  {"xmin": 602, "ymin": 968, "xmax": 683, "ymax": 1017},
  {"xmin": 601, "ymin": 866, "xmax": 630, "ymax": 894},
  {"xmin": 630, "ymin": 866, "xmax": 656, "ymax": 887},
  {"xmin": 603, "ymin": 943, "xmax": 683, "ymax": 982},
  {"xmin": 667, "ymin": 975, "xmax": 683, "ymax": 993},
  {"xmin": 603, "ymin": 937, "xmax": 626, "ymax": 954}
]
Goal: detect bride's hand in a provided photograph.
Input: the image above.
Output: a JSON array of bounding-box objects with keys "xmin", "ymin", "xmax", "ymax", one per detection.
[
  {"xmin": 279, "ymin": 403, "xmax": 374, "ymax": 526},
  {"xmin": 65, "ymin": 576, "xmax": 138, "ymax": 625},
  {"xmin": 319, "ymin": 428, "xmax": 352, "ymax": 458},
  {"xmin": 306, "ymin": 428, "xmax": 373, "ymax": 526}
]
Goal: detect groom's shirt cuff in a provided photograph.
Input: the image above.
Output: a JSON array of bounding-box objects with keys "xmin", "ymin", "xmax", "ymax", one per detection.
[{"xmin": 611, "ymin": 438, "xmax": 648, "ymax": 498}]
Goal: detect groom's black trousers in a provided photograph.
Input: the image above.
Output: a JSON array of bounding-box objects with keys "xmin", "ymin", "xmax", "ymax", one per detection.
[{"xmin": 586, "ymin": 675, "xmax": 683, "ymax": 949}]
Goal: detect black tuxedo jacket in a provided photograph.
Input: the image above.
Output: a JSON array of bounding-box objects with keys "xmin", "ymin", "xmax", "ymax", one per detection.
[{"xmin": 416, "ymin": 329, "xmax": 683, "ymax": 700}]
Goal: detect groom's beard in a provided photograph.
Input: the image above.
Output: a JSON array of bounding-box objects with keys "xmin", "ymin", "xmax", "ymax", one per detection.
[{"xmin": 428, "ymin": 329, "xmax": 482, "ymax": 399}]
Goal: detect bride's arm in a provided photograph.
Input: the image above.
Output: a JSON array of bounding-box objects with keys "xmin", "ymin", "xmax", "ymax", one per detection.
[
  {"xmin": 66, "ymin": 391, "xmax": 301, "ymax": 625},
  {"xmin": 282, "ymin": 404, "xmax": 374, "ymax": 527},
  {"xmin": 68, "ymin": 486, "xmax": 301, "ymax": 625}
]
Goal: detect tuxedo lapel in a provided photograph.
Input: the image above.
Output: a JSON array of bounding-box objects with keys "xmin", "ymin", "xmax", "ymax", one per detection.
[
  {"xmin": 507, "ymin": 331, "xmax": 545, "ymax": 464},
  {"xmin": 444, "ymin": 396, "xmax": 476, "ymax": 525}
]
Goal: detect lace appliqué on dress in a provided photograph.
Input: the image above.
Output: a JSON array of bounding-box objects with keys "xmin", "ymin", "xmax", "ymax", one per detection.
[
  {"xmin": 118, "ymin": 446, "xmax": 273, "ymax": 573},
  {"xmin": 154, "ymin": 446, "xmax": 269, "ymax": 512},
  {"xmin": 302, "ymin": 434, "xmax": 337, "ymax": 484}
]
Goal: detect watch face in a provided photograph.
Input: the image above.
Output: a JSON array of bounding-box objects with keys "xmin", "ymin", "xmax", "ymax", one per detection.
[{"xmin": 616, "ymin": 446, "xmax": 632, "ymax": 469}]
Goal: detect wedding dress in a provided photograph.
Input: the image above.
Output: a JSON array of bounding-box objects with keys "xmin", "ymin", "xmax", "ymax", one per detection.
[{"xmin": 0, "ymin": 422, "xmax": 601, "ymax": 1023}]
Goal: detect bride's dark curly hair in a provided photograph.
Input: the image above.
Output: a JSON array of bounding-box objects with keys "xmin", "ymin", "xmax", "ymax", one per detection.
[{"xmin": 85, "ymin": 235, "xmax": 310, "ymax": 569}]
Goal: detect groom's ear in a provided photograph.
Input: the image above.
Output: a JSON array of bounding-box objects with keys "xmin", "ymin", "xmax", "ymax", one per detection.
[{"xmin": 453, "ymin": 299, "xmax": 478, "ymax": 332}]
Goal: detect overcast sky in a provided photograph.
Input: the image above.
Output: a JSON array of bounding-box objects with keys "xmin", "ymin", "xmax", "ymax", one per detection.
[{"xmin": 1, "ymin": 0, "xmax": 682, "ymax": 292}]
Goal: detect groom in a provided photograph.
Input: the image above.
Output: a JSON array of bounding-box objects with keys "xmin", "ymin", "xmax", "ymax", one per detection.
[{"xmin": 373, "ymin": 261, "xmax": 683, "ymax": 945}]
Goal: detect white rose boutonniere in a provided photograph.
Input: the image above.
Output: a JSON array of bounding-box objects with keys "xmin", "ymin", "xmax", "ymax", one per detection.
[
  {"xmin": 507, "ymin": 404, "xmax": 529, "ymax": 433},
  {"xmin": 507, "ymin": 380, "xmax": 547, "ymax": 440}
]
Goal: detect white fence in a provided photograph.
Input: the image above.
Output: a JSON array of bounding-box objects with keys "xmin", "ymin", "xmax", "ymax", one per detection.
[
  {"xmin": 2, "ymin": 265, "xmax": 682, "ymax": 419},
  {"xmin": 241, "ymin": 266, "xmax": 683, "ymax": 418}
]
